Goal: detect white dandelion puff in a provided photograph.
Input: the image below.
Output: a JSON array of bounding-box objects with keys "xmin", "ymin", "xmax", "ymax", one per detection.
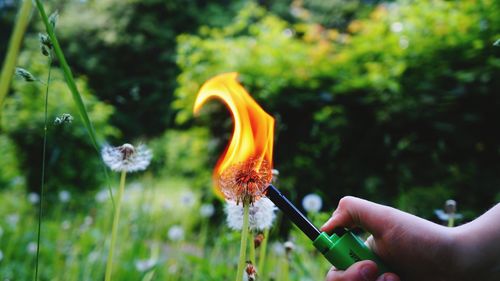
[
  {"xmin": 61, "ymin": 220, "xmax": 71, "ymax": 230},
  {"xmin": 225, "ymin": 197, "xmax": 277, "ymax": 231},
  {"xmin": 27, "ymin": 242, "xmax": 38, "ymax": 254},
  {"xmin": 302, "ymin": 193, "xmax": 323, "ymax": 213},
  {"xmin": 59, "ymin": 190, "xmax": 71, "ymax": 203},
  {"xmin": 271, "ymin": 242, "xmax": 285, "ymax": 256},
  {"xmin": 28, "ymin": 192, "xmax": 40, "ymax": 204},
  {"xmin": 101, "ymin": 143, "xmax": 152, "ymax": 172},
  {"xmin": 200, "ymin": 204, "xmax": 215, "ymax": 218},
  {"xmin": 390, "ymin": 22, "xmax": 404, "ymax": 33},
  {"xmin": 180, "ymin": 190, "xmax": 196, "ymax": 207},
  {"xmin": 135, "ymin": 258, "xmax": 157, "ymax": 272},
  {"xmin": 7, "ymin": 213, "xmax": 19, "ymax": 227},
  {"xmin": 95, "ymin": 189, "xmax": 110, "ymax": 203},
  {"xmin": 167, "ymin": 225, "xmax": 185, "ymax": 241}
]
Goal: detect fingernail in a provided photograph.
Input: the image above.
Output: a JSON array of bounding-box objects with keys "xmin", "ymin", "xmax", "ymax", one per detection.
[{"xmin": 360, "ymin": 265, "xmax": 377, "ymax": 281}]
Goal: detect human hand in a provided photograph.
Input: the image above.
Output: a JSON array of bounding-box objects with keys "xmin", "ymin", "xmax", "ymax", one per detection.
[{"xmin": 321, "ymin": 196, "xmax": 457, "ymax": 281}]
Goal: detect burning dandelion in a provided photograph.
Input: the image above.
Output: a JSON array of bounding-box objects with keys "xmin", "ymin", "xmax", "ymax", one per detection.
[
  {"xmin": 220, "ymin": 158, "xmax": 272, "ymax": 204},
  {"xmin": 193, "ymin": 73, "xmax": 275, "ymax": 204},
  {"xmin": 194, "ymin": 73, "xmax": 275, "ymax": 281}
]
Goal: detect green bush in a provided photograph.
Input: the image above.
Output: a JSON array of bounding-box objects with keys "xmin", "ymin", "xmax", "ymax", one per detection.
[
  {"xmin": 174, "ymin": 0, "xmax": 500, "ymax": 217},
  {"xmin": 1, "ymin": 36, "xmax": 119, "ymax": 197}
]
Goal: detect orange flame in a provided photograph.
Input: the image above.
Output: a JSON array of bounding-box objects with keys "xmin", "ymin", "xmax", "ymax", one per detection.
[{"xmin": 193, "ymin": 73, "xmax": 275, "ymax": 202}]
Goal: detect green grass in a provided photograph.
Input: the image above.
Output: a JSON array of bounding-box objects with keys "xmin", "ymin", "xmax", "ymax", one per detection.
[{"xmin": 0, "ymin": 176, "xmax": 332, "ymax": 281}]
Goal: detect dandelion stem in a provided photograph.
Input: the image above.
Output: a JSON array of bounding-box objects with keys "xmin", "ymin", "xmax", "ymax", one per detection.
[
  {"xmin": 448, "ymin": 216, "xmax": 455, "ymax": 227},
  {"xmin": 34, "ymin": 55, "xmax": 52, "ymax": 281},
  {"xmin": 235, "ymin": 201, "xmax": 250, "ymax": 281},
  {"xmin": 105, "ymin": 170, "xmax": 127, "ymax": 281},
  {"xmin": 249, "ymin": 230, "xmax": 256, "ymax": 264},
  {"xmin": 281, "ymin": 254, "xmax": 289, "ymax": 281},
  {"xmin": 257, "ymin": 228, "xmax": 270, "ymax": 277}
]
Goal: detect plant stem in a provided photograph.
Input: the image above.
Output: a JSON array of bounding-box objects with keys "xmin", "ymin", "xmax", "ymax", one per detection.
[
  {"xmin": 105, "ymin": 170, "xmax": 127, "ymax": 281},
  {"xmin": 249, "ymin": 230, "xmax": 256, "ymax": 265},
  {"xmin": 448, "ymin": 216, "xmax": 455, "ymax": 227},
  {"xmin": 0, "ymin": 0, "xmax": 32, "ymax": 117},
  {"xmin": 257, "ymin": 228, "xmax": 270, "ymax": 277},
  {"xmin": 235, "ymin": 201, "xmax": 250, "ymax": 281},
  {"xmin": 281, "ymin": 255, "xmax": 289, "ymax": 281},
  {"xmin": 34, "ymin": 55, "xmax": 52, "ymax": 281},
  {"xmin": 33, "ymin": 0, "xmax": 115, "ymax": 208}
]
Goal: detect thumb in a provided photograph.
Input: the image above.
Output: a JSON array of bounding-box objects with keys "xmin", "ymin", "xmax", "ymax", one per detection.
[{"xmin": 320, "ymin": 196, "xmax": 394, "ymax": 238}]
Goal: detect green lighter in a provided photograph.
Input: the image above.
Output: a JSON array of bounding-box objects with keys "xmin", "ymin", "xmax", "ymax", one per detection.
[{"xmin": 265, "ymin": 184, "xmax": 389, "ymax": 273}]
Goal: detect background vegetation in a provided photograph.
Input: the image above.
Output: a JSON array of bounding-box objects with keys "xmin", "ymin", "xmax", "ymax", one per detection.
[{"xmin": 0, "ymin": 0, "xmax": 499, "ymax": 279}]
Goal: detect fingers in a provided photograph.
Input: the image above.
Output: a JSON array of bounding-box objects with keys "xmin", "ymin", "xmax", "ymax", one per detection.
[
  {"xmin": 325, "ymin": 260, "xmax": 378, "ymax": 281},
  {"xmin": 325, "ymin": 260, "xmax": 400, "ymax": 281},
  {"xmin": 320, "ymin": 196, "xmax": 394, "ymax": 238}
]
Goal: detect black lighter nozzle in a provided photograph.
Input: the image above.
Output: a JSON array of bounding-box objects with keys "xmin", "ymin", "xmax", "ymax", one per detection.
[{"xmin": 265, "ymin": 184, "xmax": 321, "ymax": 241}]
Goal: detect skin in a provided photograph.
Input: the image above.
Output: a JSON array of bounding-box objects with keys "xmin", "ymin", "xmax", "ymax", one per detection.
[{"xmin": 321, "ymin": 196, "xmax": 500, "ymax": 281}]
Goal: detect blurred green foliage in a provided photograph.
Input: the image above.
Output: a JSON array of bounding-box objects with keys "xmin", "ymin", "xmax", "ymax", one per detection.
[
  {"xmin": 0, "ymin": 0, "xmax": 498, "ymax": 219},
  {"xmin": 0, "ymin": 37, "xmax": 118, "ymax": 198},
  {"xmin": 52, "ymin": 0, "xmax": 246, "ymax": 139},
  {"xmin": 175, "ymin": 0, "xmax": 500, "ymax": 216}
]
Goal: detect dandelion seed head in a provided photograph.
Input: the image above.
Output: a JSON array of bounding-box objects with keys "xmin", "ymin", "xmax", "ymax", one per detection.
[
  {"xmin": 254, "ymin": 233, "xmax": 265, "ymax": 248},
  {"xmin": 95, "ymin": 189, "xmax": 110, "ymax": 203},
  {"xmin": 61, "ymin": 220, "xmax": 71, "ymax": 230},
  {"xmin": 445, "ymin": 199, "xmax": 457, "ymax": 214},
  {"xmin": 245, "ymin": 261, "xmax": 257, "ymax": 281},
  {"xmin": 162, "ymin": 199, "xmax": 173, "ymax": 210},
  {"xmin": 102, "ymin": 143, "xmax": 152, "ymax": 173},
  {"xmin": 59, "ymin": 190, "xmax": 71, "ymax": 203},
  {"xmin": 87, "ymin": 251, "xmax": 101, "ymax": 263},
  {"xmin": 302, "ymin": 193, "xmax": 323, "ymax": 213},
  {"xmin": 391, "ymin": 22, "xmax": 404, "ymax": 33},
  {"xmin": 225, "ymin": 197, "xmax": 277, "ymax": 231},
  {"xmin": 7, "ymin": 213, "xmax": 19, "ymax": 227},
  {"xmin": 180, "ymin": 191, "xmax": 196, "ymax": 207},
  {"xmin": 271, "ymin": 242, "xmax": 285, "ymax": 256},
  {"xmin": 27, "ymin": 192, "xmax": 40, "ymax": 204},
  {"xmin": 284, "ymin": 241, "xmax": 295, "ymax": 253},
  {"xmin": 27, "ymin": 242, "xmax": 37, "ymax": 254},
  {"xmin": 200, "ymin": 203, "xmax": 215, "ymax": 218},
  {"xmin": 219, "ymin": 158, "xmax": 272, "ymax": 204},
  {"xmin": 167, "ymin": 225, "xmax": 184, "ymax": 241},
  {"xmin": 134, "ymin": 258, "xmax": 157, "ymax": 272}
]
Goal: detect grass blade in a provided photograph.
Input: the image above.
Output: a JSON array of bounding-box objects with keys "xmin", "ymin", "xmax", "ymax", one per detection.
[
  {"xmin": 33, "ymin": 0, "xmax": 115, "ymax": 207},
  {"xmin": 0, "ymin": 0, "xmax": 32, "ymax": 117},
  {"xmin": 33, "ymin": 0, "xmax": 99, "ymax": 150}
]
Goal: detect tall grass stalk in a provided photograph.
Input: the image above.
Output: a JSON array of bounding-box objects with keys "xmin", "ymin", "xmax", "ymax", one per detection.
[
  {"xmin": 33, "ymin": 56, "xmax": 52, "ymax": 281},
  {"xmin": 0, "ymin": 0, "xmax": 32, "ymax": 117},
  {"xmin": 257, "ymin": 228, "xmax": 270, "ymax": 276},
  {"xmin": 235, "ymin": 202, "xmax": 250, "ymax": 281},
  {"xmin": 33, "ymin": 0, "xmax": 115, "ymax": 206},
  {"xmin": 105, "ymin": 170, "xmax": 127, "ymax": 281}
]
